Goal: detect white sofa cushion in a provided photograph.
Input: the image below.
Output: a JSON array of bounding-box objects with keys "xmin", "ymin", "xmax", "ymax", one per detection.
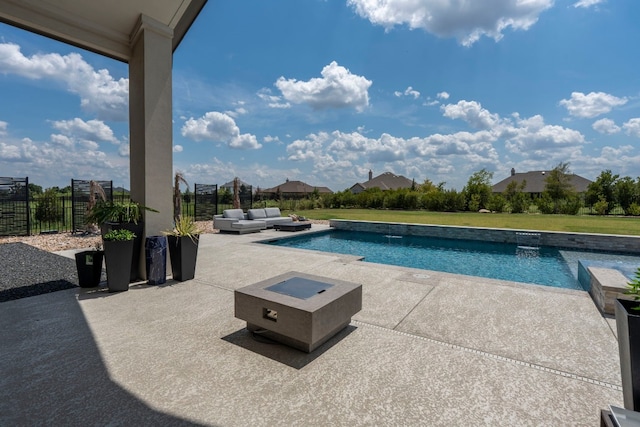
[
  {"xmin": 248, "ymin": 209, "xmax": 267, "ymax": 220},
  {"xmin": 264, "ymin": 207, "xmax": 282, "ymax": 218},
  {"xmin": 223, "ymin": 209, "xmax": 245, "ymax": 220}
]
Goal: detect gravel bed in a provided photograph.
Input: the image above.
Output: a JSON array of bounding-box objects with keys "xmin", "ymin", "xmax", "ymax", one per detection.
[{"xmin": 0, "ymin": 243, "xmax": 82, "ymax": 303}]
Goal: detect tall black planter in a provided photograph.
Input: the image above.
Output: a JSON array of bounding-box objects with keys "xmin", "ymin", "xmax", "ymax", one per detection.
[
  {"xmin": 102, "ymin": 222, "xmax": 144, "ymax": 282},
  {"xmin": 615, "ymin": 298, "xmax": 640, "ymax": 410},
  {"xmin": 168, "ymin": 235, "xmax": 199, "ymax": 281},
  {"xmin": 74, "ymin": 250, "xmax": 104, "ymax": 288},
  {"xmin": 104, "ymin": 239, "xmax": 134, "ymax": 292}
]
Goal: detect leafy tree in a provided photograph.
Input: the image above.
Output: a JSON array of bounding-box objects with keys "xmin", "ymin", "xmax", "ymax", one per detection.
[
  {"xmin": 615, "ymin": 176, "xmax": 638, "ymax": 215},
  {"xmin": 539, "ymin": 162, "xmax": 580, "ymax": 214},
  {"xmin": 28, "ymin": 183, "xmax": 43, "ymax": 195},
  {"xmin": 419, "ymin": 179, "xmax": 444, "ymax": 193},
  {"xmin": 463, "ymin": 169, "xmax": 493, "ymax": 211},
  {"xmin": 585, "ymin": 169, "xmax": 619, "ymax": 214},
  {"xmin": 219, "ymin": 188, "xmax": 232, "ymax": 204},
  {"xmin": 503, "ymin": 180, "xmax": 530, "ymax": 213}
]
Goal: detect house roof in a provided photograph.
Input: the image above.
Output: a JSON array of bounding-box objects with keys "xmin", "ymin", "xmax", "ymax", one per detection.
[
  {"xmin": 492, "ymin": 170, "xmax": 592, "ymax": 193},
  {"xmin": 220, "ymin": 179, "xmax": 252, "ymax": 190},
  {"xmin": 260, "ymin": 180, "xmax": 332, "ymax": 194},
  {"xmin": 351, "ymin": 172, "xmax": 414, "ymax": 192}
]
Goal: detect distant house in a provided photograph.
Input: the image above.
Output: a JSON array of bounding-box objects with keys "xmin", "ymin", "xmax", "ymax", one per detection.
[
  {"xmin": 220, "ymin": 179, "xmax": 253, "ymax": 193},
  {"xmin": 491, "ymin": 168, "xmax": 592, "ymax": 196},
  {"xmin": 350, "ymin": 171, "xmax": 415, "ymax": 195},
  {"xmin": 257, "ymin": 179, "xmax": 333, "ymax": 200}
]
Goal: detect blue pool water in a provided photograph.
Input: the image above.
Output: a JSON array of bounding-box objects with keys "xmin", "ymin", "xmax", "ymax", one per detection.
[{"xmin": 264, "ymin": 230, "xmax": 639, "ymax": 290}]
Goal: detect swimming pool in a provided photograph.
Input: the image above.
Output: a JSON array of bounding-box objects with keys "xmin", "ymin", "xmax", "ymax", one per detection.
[{"xmin": 264, "ymin": 229, "xmax": 639, "ymax": 290}]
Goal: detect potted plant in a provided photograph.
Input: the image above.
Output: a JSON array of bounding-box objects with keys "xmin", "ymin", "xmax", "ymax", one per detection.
[
  {"xmin": 164, "ymin": 216, "xmax": 201, "ymax": 281},
  {"xmin": 87, "ymin": 199, "xmax": 157, "ymax": 282},
  {"xmin": 74, "ymin": 242, "xmax": 104, "ymax": 288},
  {"xmin": 616, "ymin": 266, "xmax": 640, "ymax": 410},
  {"xmin": 103, "ymin": 228, "xmax": 136, "ymax": 292}
]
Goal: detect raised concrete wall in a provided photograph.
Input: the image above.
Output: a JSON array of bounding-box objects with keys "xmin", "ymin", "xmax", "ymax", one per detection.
[{"xmin": 329, "ymin": 220, "xmax": 640, "ymax": 254}]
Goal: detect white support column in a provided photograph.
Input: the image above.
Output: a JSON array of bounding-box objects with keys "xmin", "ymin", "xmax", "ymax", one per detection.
[{"xmin": 129, "ymin": 15, "xmax": 174, "ymax": 278}]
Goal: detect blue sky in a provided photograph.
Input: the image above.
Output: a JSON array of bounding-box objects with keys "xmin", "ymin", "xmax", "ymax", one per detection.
[{"xmin": 1, "ymin": 0, "xmax": 639, "ymax": 192}]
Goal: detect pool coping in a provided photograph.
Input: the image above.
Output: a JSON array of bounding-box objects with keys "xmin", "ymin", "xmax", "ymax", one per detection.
[{"xmin": 329, "ymin": 219, "xmax": 640, "ymax": 254}]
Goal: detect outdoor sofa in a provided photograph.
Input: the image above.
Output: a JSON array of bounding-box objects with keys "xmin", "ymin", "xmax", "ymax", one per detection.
[
  {"xmin": 246, "ymin": 207, "xmax": 292, "ymax": 228},
  {"xmin": 213, "ymin": 209, "xmax": 266, "ymax": 234}
]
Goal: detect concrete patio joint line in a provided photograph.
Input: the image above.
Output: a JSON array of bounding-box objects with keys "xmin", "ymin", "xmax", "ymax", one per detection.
[
  {"xmin": 352, "ymin": 320, "xmax": 622, "ymax": 392},
  {"xmin": 392, "ymin": 285, "xmax": 436, "ymax": 331}
]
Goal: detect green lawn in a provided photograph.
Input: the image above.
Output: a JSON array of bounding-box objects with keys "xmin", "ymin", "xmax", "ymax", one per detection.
[{"xmin": 294, "ymin": 208, "xmax": 640, "ymax": 236}]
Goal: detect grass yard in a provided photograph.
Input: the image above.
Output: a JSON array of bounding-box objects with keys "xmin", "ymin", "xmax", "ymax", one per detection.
[{"xmin": 294, "ymin": 208, "xmax": 640, "ymax": 236}]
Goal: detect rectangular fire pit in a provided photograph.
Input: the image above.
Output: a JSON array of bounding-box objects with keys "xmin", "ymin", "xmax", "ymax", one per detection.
[
  {"xmin": 273, "ymin": 222, "xmax": 312, "ymax": 232},
  {"xmin": 234, "ymin": 272, "xmax": 362, "ymax": 352}
]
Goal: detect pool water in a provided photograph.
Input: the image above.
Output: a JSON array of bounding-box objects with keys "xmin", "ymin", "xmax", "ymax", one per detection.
[{"xmin": 265, "ymin": 230, "xmax": 639, "ymax": 290}]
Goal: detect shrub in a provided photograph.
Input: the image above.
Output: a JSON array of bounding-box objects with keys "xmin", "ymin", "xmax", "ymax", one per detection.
[
  {"xmin": 487, "ymin": 194, "xmax": 506, "ymax": 213},
  {"xmin": 628, "ymin": 203, "xmax": 640, "ymax": 216},
  {"xmin": 467, "ymin": 194, "xmax": 481, "ymax": 212},
  {"xmin": 35, "ymin": 188, "xmax": 62, "ymax": 223},
  {"xmin": 593, "ymin": 197, "xmax": 609, "ymax": 216}
]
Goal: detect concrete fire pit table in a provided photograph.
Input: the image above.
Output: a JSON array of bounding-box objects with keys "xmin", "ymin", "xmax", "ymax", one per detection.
[{"xmin": 234, "ymin": 272, "xmax": 362, "ymax": 352}]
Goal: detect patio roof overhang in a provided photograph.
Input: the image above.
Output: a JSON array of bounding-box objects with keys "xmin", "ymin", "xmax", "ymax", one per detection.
[{"xmin": 0, "ymin": 0, "xmax": 207, "ymax": 62}]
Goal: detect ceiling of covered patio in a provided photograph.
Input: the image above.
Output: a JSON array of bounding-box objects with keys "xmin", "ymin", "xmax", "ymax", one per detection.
[{"xmin": 0, "ymin": 0, "xmax": 207, "ymax": 61}]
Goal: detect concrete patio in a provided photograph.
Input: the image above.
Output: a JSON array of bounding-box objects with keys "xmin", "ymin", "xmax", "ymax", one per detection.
[{"xmin": 0, "ymin": 225, "xmax": 623, "ymax": 425}]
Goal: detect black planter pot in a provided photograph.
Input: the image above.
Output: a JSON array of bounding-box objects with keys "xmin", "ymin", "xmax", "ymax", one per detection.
[
  {"xmin": 168, "ymin": 235, "xmax": 199, "ymax": 281},
  {"xmin": 103, "ymin": 239, "xmax": 134, "ymax": 292},
  {"xmin": 74, "ymin": 250, "xmax": 104, "ymax": 288},
  {"xmin": 102, "ymin": 222, "xmax": 144, "ymax": 282},
  {"xmin": 615, "ymin": 298, "xmax": 640, "ymax": 410}
]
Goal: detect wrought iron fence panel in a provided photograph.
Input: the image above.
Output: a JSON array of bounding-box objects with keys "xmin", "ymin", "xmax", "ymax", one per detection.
[
  {"xmin": 239, "ymin": 185, "xmax": 253, "ymax": 210},
  {"xmin": 0, "ymin": 177, "xmax": 29, "ymax": 236},
  {"xmin": 194, "ymin": 184, "xmax": 217, "ymax": 221}
]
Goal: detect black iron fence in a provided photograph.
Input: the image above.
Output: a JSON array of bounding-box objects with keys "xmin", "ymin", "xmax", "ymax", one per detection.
[
  {"xmin": 0, "ymin": 182, "xmax": 252, "ymax": 236},
  {"xmin": 0, "ymin": 177, "xmax": 29, "ymax": 237}
]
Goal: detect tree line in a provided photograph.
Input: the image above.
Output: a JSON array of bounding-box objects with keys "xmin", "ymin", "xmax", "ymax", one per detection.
[{"xmin": 307, "ymin": 163, "xmax": 640, "ymax": 216}]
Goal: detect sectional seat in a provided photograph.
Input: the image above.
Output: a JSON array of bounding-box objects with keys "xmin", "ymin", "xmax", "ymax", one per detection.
[
  {"xmin": 247, "ymin": 207, "xmax": 292, "ymax": 228},
  {"xmin": 213, "ymin": 209, "xmax": 266, "ymax": 234}
]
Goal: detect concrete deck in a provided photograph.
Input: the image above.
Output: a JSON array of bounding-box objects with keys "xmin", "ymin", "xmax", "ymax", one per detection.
[{"xmin": 0, "ymin": 225, "xmax": 623, "ymax": 425}]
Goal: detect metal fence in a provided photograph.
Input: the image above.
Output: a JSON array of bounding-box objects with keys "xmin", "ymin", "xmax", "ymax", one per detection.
[
  {"xmin": 0, "ymin": 180, "xmax": 253, "ymax": 236},
  {"xmin": 0, "ymin": 177, "xmax": 29, "ymax": 237}
]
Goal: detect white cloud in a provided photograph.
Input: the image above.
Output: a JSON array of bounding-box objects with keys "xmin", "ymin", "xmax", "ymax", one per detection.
[
  {"xmin": 592, "ymin": 118, "xmax": 621, "ymax": 134},
  {"xmin": 0, "ymin": 142, "xmax": 21, "ymax": 160},
  {"xmin": 347, "ymin": 0, "xmax": 553, "ymax": 46},
  {"xmin": 257, "ymin": 88, "xmax": 291, "ymax": 109},
  {"xmin": 0, "ymin": 42, "xmax": 128, "ymax": 121},
  {"xmin": 573, "ymin": 0, "xmax": 605, "ymax": 8},
  {"xmin": 437, "ymin": 92, "xmax": 450, "ymax": 100},
  {"xmin": 275, "ymin": 61, "xmax": 372, "ymax": 112},
  {"xmin": 0, "ymin": 133, "xmax": 124, "ymax": 184},
  {"xmin": 51, "ymin": 118, "xmax": 119, "ymax": 144},
  {"xmin": 395, "ymin": 86, "xmax": 420, "ymax": 99},
  {"xmin": 181, "ymin": 111, "xmax": 262, "ymax": 149},
  {"xmin": 441, "ymin": 100, "xmax": 500, "ymax": 129},
  {"xmin": 281, "ymin": 100, "xmax": 593, "ymax": 189},
  {"xmin": 623, "ymin": 118, "xmax": 640, "ymax": 138},
  {"xmin": 263, "ymin": 135, "xmax": 283, "ymax": 145},
  {"xmin": 559, "ymin": 91, "xmax": 627, "ymax": 118},
  {"xmin": 503, "ymin": 114, "xmax": 585, "ymax": 160},
  {"xmin": 173, "ymin": 145, "xmax": 184, "ymax": 153},
  {"xmin": 0, "ymin": 121, "xmax": 7, "ymax": 136}
]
